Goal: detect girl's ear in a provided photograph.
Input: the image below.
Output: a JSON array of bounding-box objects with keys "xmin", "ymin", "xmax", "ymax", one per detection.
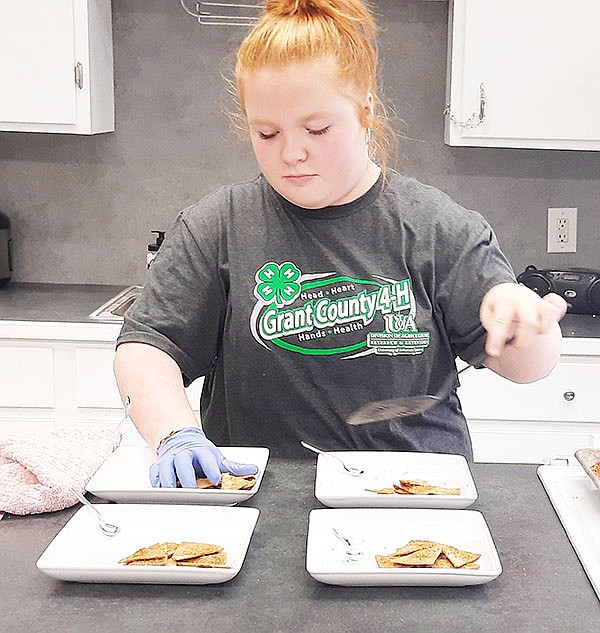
[{"xmin": 360, "ymin": 92, "xmax": 375, "ymax": 128}]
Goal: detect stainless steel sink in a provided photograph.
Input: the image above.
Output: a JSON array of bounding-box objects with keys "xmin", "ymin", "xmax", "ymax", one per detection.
[{"xmin": 89, "ymin": 285, "xmax": 143, "ymax": 322}]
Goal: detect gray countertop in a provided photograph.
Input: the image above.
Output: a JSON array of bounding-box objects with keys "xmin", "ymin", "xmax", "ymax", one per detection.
[
  {"xmin": 1, "ymin": 283, "xmax": 599, "ymax": 337},
  {"xmin": 1, "ymin": 459, "xmax": 598, "ymax": 632},
  {"xmin": 0, "ymin": 282, "xmax": 126, "ymax": 323}
]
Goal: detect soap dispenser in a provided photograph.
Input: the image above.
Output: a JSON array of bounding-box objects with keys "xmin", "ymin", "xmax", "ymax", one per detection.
[{"xmin": 147, "ymin": 230, "xmax": 165, "ymax": 269}]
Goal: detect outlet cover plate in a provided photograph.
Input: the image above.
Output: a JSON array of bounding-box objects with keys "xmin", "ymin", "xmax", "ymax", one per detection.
[{"xmin": 547, "ymin": 207, "xmax": 577, "ymax": 253}]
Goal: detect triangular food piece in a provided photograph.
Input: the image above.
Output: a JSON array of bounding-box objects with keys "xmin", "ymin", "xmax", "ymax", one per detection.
[
  {"xmin": 393, "ymin": 540, "xmax": 440, "ymax": 556},
  {"xmin": 173, "ymin": 542, "xmax": 223, "ymax": 561},
  {"xmin": 196, "ymin": 474, "xmax": 257, "ymax": 490},
  {"xmin": 126, "ymin": 556, "xmax": 168, "ymax": 566},
  {"xmin": 118, "ymin": 542, "xmax": 174, "ymax": 564},
  {"xmin": 375, "ymin": 554, "xmax": 398, "ymax": 568},
  {"xmin": 441, "ymin": 544, "xmax": 481, "ymax": 568},
  {"xmin": 390, "ymin": 543, "xmax": 442, "ymax": 566},
  {"xmin": 366, "ymin": 487, "xmax": 397, "ymax": 494},
  {"xmin": 430, "ymin": 553, "xmax": 454, "ymax": 568},
  {"xmin": 162, "ymin": 542, "xmax": 180, "ymax": 558},
  {"xmin": 220, "ymin": 473, "xmax": 256, "ymax": 490},
  {"xmin": 398, "ymin": 480, "xmax": 461, "ymax": 495},
  {"xmin": 176, "ymin": 552, "xmax": 229, "ymax": 568}
]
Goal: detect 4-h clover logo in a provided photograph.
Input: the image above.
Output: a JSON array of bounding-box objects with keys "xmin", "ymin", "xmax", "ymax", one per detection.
[{"xmin": 254, "ymin": 262, "xmax": 302, "ymax": 307}]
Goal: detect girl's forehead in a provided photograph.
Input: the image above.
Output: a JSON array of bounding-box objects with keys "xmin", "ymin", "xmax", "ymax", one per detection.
[
  {"xmin": 241, "ymin": 58, "xmax": 362, "ymax": 107},
  {"xmin": 246, "ymin": 58, "xmax": 337, "ymax": 85}
]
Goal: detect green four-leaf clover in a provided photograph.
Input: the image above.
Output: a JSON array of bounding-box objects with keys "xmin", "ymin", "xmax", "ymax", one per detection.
[{"xmin": 254, "ymin": 262, "xmax": 301, "ymax": 307}]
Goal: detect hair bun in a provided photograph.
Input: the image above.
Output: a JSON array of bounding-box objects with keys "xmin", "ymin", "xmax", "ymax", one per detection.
[{"xmin": 265, "ymin": 0, "xmax": 328, "ymax": 18}]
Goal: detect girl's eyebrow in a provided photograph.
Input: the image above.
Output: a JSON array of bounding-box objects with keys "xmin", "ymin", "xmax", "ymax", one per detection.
[
  {"xmin": 247, "ymin": 118, "xmax": 275, "ymax": 126},
  {"xmin": 248, "ymin": 112, "xmax": 333, "ymax": 127}
]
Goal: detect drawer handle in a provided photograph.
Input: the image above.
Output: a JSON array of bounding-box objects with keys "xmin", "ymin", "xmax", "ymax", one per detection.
[{"xmin": 563, "ymin": 390, "xmax": 575, "ymax": 401}]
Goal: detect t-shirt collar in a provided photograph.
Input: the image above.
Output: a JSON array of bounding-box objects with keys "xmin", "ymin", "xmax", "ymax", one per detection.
[{"xmin": 264, "ymin": 172, "xmax": 384, "ymax": 219}]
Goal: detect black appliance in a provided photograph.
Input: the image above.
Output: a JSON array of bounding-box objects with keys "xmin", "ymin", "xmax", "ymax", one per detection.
[
  {"xmin": 516, "ymin": 265, "xmax": 600, "ymax": 315},
  {"xmin": 0, "ymin": 210, "xmax": 11, "ymax": 287}
]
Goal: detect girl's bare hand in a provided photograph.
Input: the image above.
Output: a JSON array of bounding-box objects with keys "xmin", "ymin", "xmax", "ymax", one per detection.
[{"xmin": 480, "ymin": 283, "xmax": 567, "ymax": 358}]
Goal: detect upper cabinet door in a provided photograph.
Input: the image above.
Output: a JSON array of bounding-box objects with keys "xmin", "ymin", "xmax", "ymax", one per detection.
[
  {"xmin": 0, "ymin": 0, "xmax": 114, "ymax": 134},
  {"xmin": 445, "ymin": 0, "xmax": 600, "ymax": 150}
]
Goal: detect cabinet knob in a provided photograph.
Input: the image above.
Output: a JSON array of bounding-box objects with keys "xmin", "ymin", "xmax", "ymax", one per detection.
[{"xmin": 563, "ymin": 390, "xmax": 575, "ymax": 401}]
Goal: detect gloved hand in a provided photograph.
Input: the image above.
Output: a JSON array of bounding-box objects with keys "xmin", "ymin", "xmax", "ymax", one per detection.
[{"xmin": 149, "ymin": 427, "xmax": 259, "ymax": 488}]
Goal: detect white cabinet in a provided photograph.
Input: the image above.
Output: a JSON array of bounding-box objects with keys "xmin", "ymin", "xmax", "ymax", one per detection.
[
  {"xmin": 0, "ymin": 322, "xmax": 203, "ymax": 445},
  {"xmin": 0, "ymin": 0, "xmax": 114, "ymax": 134},
  {"xmin": 445, "ymin": 0, "xmax": 600, "ymax": 150},
  {"xmin": 459, "ymin": 339, "xmax": 600, "ymax": 464}
]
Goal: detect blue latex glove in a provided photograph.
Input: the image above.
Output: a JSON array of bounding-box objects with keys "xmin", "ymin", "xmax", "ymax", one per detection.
[{"xmin": 149, "ymin": 427, "xmax": 259, "ymax": 488}]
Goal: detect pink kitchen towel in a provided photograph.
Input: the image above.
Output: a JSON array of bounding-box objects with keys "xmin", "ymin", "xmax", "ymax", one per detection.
[{"xmin": 0, "ymin": 427, "xmax": 121, "ymax": 515}]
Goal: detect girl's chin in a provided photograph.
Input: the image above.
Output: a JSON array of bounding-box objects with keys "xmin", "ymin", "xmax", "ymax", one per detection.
[{"xmin": 276, "ymin": 188, "xmax": 330, "ymax": 209}]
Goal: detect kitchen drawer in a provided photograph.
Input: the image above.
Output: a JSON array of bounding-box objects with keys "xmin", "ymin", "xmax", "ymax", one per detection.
[
  {"xmin": 0, "ymin": 415, "xmax": 54, "ymax": 438},
  {"xmin": 468, "ymin": 419, "xmax": 600, "ymax": 464},
  {"xmin": 75, "ymin": 346, "xmax": 122, "ymax": 408},
  {"xmin": 0, "ymin": 345, "xmax": 55, "ymax": 407},
  {"xmin": 459, "ymin": 359, "xmax": 600, "ymax": 423}
]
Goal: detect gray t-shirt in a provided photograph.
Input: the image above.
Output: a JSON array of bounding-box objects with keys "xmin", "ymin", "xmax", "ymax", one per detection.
[{"xmin": 118, "ymin": 170, "xmax": 515, "ymax": 459}]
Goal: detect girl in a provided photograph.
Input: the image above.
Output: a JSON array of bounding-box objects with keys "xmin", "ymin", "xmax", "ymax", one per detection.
[{"xmin": 114, "ymin": 0, "xmax": 566, "ymax": 487}]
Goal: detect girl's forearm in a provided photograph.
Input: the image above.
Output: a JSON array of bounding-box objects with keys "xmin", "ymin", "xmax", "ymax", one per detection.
[{"xmin": 113, "ymin": 342, "xmax": 199, "ymax": 450}]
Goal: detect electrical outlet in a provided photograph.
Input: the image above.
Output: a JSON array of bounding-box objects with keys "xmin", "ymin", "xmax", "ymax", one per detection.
[{"xmin": 547, "ymin": 207, "xmax": 577, "ymax": 253}]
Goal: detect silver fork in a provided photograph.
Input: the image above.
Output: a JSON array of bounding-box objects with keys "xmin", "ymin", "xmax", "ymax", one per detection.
[{"xmin": 69, "ymin": 487, "xmax": 121, "ymax": 537}]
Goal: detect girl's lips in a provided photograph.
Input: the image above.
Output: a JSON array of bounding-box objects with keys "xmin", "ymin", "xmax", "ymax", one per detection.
[{"xmin": 284, "ymin": 174, "xmax": 317, "ymax": 183}]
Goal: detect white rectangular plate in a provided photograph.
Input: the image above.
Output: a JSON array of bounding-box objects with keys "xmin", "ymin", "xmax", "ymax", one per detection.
[
  {"xmin": 314, "ymin": 451, "xmax": 477, "ymax": 508},
  {"xmin": 36, "ymin": 504, "xmax": 260, "ymax": 584},
  {"xmin": 86, "ymin": 445, "xmax": 269, "ymax": 505},
  {"xmin": 306, "ymin": 508, "xmax": 502, "ymax": 586},
  {"xmin": 538, "ymin": 463, "xmax": 600, "ymax": 600}
]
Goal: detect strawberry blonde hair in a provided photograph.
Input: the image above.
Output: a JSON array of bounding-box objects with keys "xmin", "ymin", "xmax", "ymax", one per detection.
[{"xmin": 233, "ymin": 0, "xmax": 395, "ymax": 172}]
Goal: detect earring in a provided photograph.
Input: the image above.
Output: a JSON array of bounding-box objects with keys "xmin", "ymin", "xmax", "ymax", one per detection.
[{"xmin": 365, "ymin": 128, "xmax": 372, "ymax": 144}]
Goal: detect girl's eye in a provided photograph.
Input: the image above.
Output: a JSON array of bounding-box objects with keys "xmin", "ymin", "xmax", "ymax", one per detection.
[
  {"xmin": 258, "ymin": 131, "xmax": 277, "ymax": 140},
  {"xmin": 309, "ymin": 126, "xmax": 330, "ymax": 136}
]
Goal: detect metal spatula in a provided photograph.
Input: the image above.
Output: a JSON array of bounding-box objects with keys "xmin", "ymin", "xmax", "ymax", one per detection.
[{"xmin": 346, "ymin": 363, "xmax": 475, "ymax": 426}]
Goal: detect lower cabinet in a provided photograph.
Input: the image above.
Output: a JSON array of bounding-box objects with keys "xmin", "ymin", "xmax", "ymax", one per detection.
[
  {"xmin": 0, "ymin": 323, "xmax": 202, "ymax": 445},
  {"xmin": 459, "ymin": 348, "xmax": 600, "ymax": 464}
]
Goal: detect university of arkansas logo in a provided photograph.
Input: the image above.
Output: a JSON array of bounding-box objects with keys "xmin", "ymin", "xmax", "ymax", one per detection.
[{"xmin": 250, "ymin": 261, "xmax": 430, "ymax": 358}]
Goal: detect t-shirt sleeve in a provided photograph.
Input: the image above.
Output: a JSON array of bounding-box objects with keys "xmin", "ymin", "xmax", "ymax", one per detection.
[
  {"xmin": 117, "ymin": 195, "xmax": 227, "ymax": 386},
  {"xmin": 432, "ymin": 196, "xmax": 516, "ymax": 365}
]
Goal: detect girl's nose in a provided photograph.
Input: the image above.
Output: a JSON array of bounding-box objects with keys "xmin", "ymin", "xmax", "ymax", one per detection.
[{"xmin": 281, "ymin": 136, "xmax": 308, "ymax": 164}]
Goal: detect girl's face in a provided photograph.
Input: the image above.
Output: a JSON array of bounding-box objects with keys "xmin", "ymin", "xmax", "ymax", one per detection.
[{"xmin": 242, "ymin": 59, "xmax": 380, "ymax": 209}]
